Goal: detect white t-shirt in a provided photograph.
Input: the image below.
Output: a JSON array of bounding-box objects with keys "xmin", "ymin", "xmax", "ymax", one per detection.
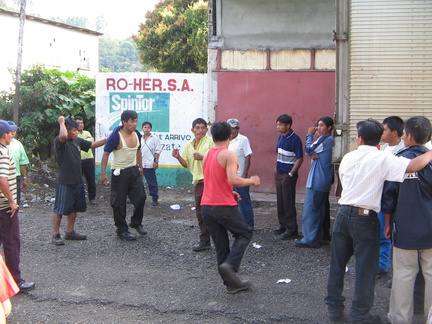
[{"xmin": 228, "ymin": 133, "xmax": 252, "ymax": 177}]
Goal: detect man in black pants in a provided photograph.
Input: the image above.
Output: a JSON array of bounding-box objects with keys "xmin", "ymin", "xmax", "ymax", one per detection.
[{"xmin": 74, "ymin": 116, "xmax": 97, "ymax": 205}]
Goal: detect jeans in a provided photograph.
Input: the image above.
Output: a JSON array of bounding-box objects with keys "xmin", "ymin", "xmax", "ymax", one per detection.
[
  {"xmin": 378, "ymin": 211, "xmax": 392, "ymax": 270},
  {"xmin": 143, "ymin": 168, "xmax": 159, "ymax": 201},
  {"xmin": 233, "ymin": 186, "xmax": 254, "ymax": 227},
  {"xmin": 275, "ymin": 172, "xmax": 298, "ymax": 233},
  {"xmin": 202, "ymin": 205, "xmax": 252, "ymax": 273},
  {"xmin": 301, "ymin": 188, "xmax": 327, "ymax": 247},
  {"xmin": 110, "ymin": 166, "xmax": 146, "ymax": 233},
  {"xmin": 325, "ymin": 205, "xmax": 380, "ymax": 322}
]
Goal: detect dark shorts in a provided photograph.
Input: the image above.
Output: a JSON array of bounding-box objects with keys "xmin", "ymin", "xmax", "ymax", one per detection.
[{"xmin": 54, "ymin": 183, "xmax": 86, "ymax": 215}]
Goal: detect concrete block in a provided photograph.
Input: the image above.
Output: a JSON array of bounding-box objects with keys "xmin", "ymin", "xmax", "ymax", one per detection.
[
  {"xmin": 315, "ymin": 49, "xmax": 336, "ymax": 70},
  {"xmin": 270, "ymin": 49, "xmax": 310, "ymax": 70},
  {"xmin": 221, "ymin": 50, "xmax": 266, "ymax": 70}
]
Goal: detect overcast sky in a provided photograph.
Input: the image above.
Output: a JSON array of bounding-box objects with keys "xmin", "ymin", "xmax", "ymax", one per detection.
[{"xmin": 6, "ymin": 0, "xmax": 161, "ymax": 38}]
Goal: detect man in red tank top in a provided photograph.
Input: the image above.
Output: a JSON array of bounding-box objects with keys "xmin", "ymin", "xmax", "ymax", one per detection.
[{"xmin": 201, "ymin": 121, "xmax": 260, "ymax": 294}]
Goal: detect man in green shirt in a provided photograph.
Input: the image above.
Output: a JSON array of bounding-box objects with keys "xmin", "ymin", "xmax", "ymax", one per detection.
[
  {"xmin": 7, "ymin": 121, "xmax": 29, "ymax": 205},
  {"xmin": 74, "ymin": 116, "xmax": 97, "ymax": 205},
  {"xmin": 172, "ymin": 118, "xmax": 214, "ymax": 251}
]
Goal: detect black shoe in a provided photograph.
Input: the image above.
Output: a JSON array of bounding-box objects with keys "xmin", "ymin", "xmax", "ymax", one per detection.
[
  {"xmin": 117, "ymin": 231, "xmax": 137, "ymax": 241},
  {"xmin": 129, "ymin": 223, "xmax": 147, "ymax": 235},
  {"xmin": 18, "ymin": 280, "xmax": 35, "ymax": 292},
  {"xmin": 192, "ymin": 241, "xmax": 211, "ymax": 251},
  {"xmin": 247, "ymin": 225, "xmax": 255, "ymax": 231},
  {"xmin": 218, "ymin": 262, "xmax": 242, "ymax": 287},
  {"xmin": 226, "ymin": 280, "xmax": 252, "ymax": 294},
  {"xmin": 152, "ymin": 200, "xmax": 159, "ymax": 206},
  {"xmin": 52, "ymin": 234, "xmax": 65, "ymax": 246},
  {"xmin": 281, "ymin": 231, "xmax": 299, "ymax": 240},
  {"xmin": 65, "ymin": 231, "xmax": 87, "ymax": 240},
  {"xmin": 294, "ymin": 239, "xmax": 319, "ymax": 248},
  {"xmin": 273, "ymin": 227, "xmax": 285, "ymax": 235},
  {"xmin": 89, "ymin": 199, "xmax": 96, "ymax": 205}
]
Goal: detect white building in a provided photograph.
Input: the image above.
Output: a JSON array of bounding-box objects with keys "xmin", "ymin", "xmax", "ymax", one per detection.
[{"xmin": 0, "ymin": 8, "xmax": 102, "ymax": 91}]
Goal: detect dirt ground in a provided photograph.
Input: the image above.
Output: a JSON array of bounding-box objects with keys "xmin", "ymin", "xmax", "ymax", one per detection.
[{"xmin": 4, "ymin": 176, "xmax": 402, "ymax": 324}]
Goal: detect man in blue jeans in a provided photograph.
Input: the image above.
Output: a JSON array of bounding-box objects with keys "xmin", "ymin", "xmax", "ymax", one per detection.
[
  {"xmin": 325, "ymin": 119, "xmax": 432, "ymax": 323},
  {"xmin": 227, "ymin": 118, "xmax": 255, "ymax": 230}
]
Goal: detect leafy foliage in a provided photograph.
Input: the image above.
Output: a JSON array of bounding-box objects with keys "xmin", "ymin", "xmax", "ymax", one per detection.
[
  {"xmin": 0, "ymin": 65, "xmax": 95, "ymax": 160},
  {"xmin": 133, "ymin": 0, "xmax": 208, "ymax": 73},
  {"xmin": 99, "ymin": 37, "xmax": 146, "ymax": 72}
]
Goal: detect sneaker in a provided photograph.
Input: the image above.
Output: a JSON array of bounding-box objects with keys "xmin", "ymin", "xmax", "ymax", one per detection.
[
  {"xmin": 18, "ymin": 280, "xmax": 35, "ymax": 292},
  {"xmin": 281, "ymin": 231, "xmax": 299, "ymax": 240},
  {"xmin": 65, "ymin": 231, "xmax": 87, "ymax": 240},
  {"xmin": 89, "ymin": 199, "xmax": 96, "ymax": 205},
  {"xmin": 272, "ymin": 227, "xmax": 285, "ymax": 235},
  {"xmin": 117, "ymin": 231, "xmax": 137, "ymax": 241},
  {"xmin": 129, "ymin": 223, "xmax": 147, "ymax": 235},
  {"xmin": 152, "ymin": 200, "xmax": 159, "ymax": 206},
  {"xmin": 192, "ymin": 241, "xmax": 211, "ymax": 251},
  {"xmin": 52, "ymin": 234, "xmax": 65, "ymax": 246}
]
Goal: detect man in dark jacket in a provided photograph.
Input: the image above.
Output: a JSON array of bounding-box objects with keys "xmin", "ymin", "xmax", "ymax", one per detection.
[{"xmin": 382, "ymin": 116, "xmax": 432, "ymax": 324}]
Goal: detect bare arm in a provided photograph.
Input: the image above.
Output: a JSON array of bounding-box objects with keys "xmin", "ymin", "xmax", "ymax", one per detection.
[
  {"xmin": 100, "ymin": 151, "xmax": 110, "ymax": 185},
  {"xmin": 90, "ymin": 138, "xmax": 106, "ymax": 148},
  {"xmin": 20, "ymin": 164, "xmax": 28, "ymax": 191},
  {"xmin": 0, "ymin": 177, "xmax": 18, "ymax": 217},
  {"xmin": 290, "ymin": 157, "xmax": 304, "ymax": 175},
  {"xmin": 384, "ymin": 213, "xmax": 392, "ymax": 239},
  {"xmin": 57, "ymin": 116, "xmax": 67, "ymax": 143},
  {"xmin": 153, "ymin": 152, "xmax": 160, "ymax": 170},
  {"xmin": 137, "ymin": 150, "xmax": 143, "ymax": 178},
  {"xmin": 406, "ymin": 150, "xmax": 432, "ymax": 173},
  {"xmin": 225, "ymin": 150, "xmax": 260, "ymax": 188},
  {"xmin": 242, "ymin": 155, "xmax": 251, "ymax": 178},
  {"xmin": 172, "ymin": 149, "xmax": 188, "ymax": 168}
]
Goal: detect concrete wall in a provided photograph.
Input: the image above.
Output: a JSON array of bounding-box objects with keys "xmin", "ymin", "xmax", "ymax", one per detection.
[
  {"xmin": 219, "ymin": 0, "xmax": 335, "ymax": 50},
  {"xmin": 208, "ymin": 0, "xmax": 336, "ymax": 193},
  {"xmin": 0, "ymin": 9, "xmax": 100, "ymax": 91}
]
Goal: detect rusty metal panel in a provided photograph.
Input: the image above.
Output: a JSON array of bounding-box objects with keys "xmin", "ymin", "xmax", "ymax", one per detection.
[{"xmin": 349, "ymin": 0, "xmax": 432, "ymax": 147}]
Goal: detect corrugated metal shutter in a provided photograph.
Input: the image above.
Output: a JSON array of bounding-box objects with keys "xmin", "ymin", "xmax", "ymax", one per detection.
[{"xmin": 349, "ymin": 0, "xmax": 432, "ymax": 139}]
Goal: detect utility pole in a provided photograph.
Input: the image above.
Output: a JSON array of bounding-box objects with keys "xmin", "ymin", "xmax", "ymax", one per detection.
[{"xmin": 13, "ymin": 0, "xmax": 27, "ymax": 124}]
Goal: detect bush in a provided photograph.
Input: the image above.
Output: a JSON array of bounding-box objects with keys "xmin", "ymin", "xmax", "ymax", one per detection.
[{"xmin": 0, "ymin": 65, "xmax": 95, "ymax": 160}]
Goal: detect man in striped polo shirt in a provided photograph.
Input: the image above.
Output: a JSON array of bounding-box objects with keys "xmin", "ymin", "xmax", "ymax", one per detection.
[
  {"xmin": 273, "ymin": 114, "xmax": 304, "ymax": 240},
  {"xmin": 0, "ymin": 120, "xmax": 35, "ymax": 291}
]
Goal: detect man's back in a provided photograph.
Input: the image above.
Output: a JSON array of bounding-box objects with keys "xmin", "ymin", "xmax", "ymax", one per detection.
[{"xmin": 382, "ymin": 145, "xmax": 432, "ymax": 250}]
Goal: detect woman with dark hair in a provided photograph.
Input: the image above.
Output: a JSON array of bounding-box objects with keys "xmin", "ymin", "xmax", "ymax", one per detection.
[{"xmin": 295, "ymin": 116, "xmax": 334, "ymax": 248}]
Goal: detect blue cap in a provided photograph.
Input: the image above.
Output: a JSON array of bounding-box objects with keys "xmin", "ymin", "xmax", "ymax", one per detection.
[
  {"xmin": 0, "ymin": 120, "xmax": 18, "ymax": 137},
  {"xmin": 7, "ymin": 120, "xmax": 20, "ymax": 130}
]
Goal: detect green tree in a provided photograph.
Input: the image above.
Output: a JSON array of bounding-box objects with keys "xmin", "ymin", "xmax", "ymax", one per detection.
[
  {"xmin": 133, "ymin": 0, "xmax": 208, "ymax": 73},
  {"xmin": 0, "ymin": 65, "xmax": 96, "ymax": 160},
  {"xmin": 99, "ymin": 37, "xmax": 146, "ymax": 72}
]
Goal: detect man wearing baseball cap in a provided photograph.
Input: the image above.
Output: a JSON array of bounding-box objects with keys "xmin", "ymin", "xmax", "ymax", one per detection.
[
  {"xmin": 0, "ymin": 120, "xmax": 35, "ymax": 291},
  {"xmin": 227, "ymin": 118, "xmax": 255, "ymax": 230}
]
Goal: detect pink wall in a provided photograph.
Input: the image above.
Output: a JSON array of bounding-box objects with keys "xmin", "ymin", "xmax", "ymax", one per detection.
[{"xmin": 216, "ymin": 71, "xmax": 335, "ymax": 193}]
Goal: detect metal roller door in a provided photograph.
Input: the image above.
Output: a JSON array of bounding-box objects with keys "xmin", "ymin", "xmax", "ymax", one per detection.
[{"xmin": 349, "ymin": 0, "xmax": 432, "ymax": 143}]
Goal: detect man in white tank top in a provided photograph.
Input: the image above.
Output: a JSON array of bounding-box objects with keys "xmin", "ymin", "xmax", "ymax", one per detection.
[{"xmin": 101, "ymin": 110, "xmax": 147, "ymax": 241}]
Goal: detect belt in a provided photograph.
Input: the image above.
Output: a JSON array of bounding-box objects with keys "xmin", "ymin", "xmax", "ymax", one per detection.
[{"xmin": 340, "ymin": 205, "xmax": 376, "ymax": 216}]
